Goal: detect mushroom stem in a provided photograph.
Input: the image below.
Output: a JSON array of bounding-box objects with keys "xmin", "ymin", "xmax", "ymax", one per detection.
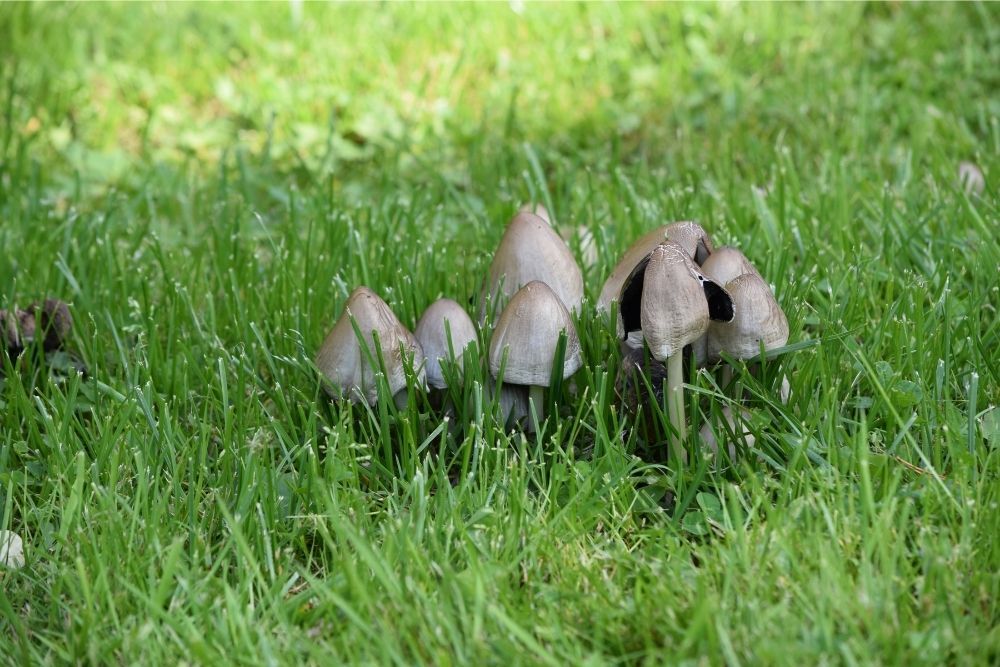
[
  {"xmin": 666, "ymin": 352, "xmax": 686, "ymax": 452},
  {"xmin": 528, "ymin": 384, "xmax": 546, "ymax": 425},
  {"xmin": 721, "ymin": 364, "xmax": 734, "ymax": 389}
]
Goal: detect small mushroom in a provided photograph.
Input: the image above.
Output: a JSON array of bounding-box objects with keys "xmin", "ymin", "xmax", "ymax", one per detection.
[
  {"xmin": 414, "ymin": 298, "xmax": 477, "ymax": 390},
  {"xmin": 958, "ymin": 161, "xmax": 985, "ymax": 196},
  {"xmin": 488, "ymin": 281, "xmax": 583, "ymax": 423},
  {"xmin": 486, "ymin": 380, "xmax": 531, "ymax": 430},
  {"xmin": 706, "ymin": 272, "xmax": 788, "ymax": 363},
  {"xmin": 35, "ymin": 299, "xmax": 73, "ymax": 352},
  {"xmin": 480, "ymin": 212, "xmax": 583, "ymax": 323},
  {"xmin": 0, "ymin": 530, "xmax": 24, "ymax": 569},
  {"xmin": 315, "ymin": 286, "xmax": 425, "ymax": 405},
  {"xmin": 619, "ymin": 242, "xmax": 733, "ymax": 450},
  {"xmin": 698, "ymin": 406, "xmax": 755, "ymax": 461},
  {"xmin": 700, "ymin": 246, "xmax": 759, "ymax": 287},
  {"xmin": 598, "ymin": 221, "xmax": 713, "ymax": 313}
]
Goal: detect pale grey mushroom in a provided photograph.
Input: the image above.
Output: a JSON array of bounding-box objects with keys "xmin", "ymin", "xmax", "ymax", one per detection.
[
  {"xmin": 700, "ymin": 246, "xmax": 759, "ymax": 287},
  {"xmin": 619, "ymin": 242, "xmax": 733, "ymax": 450},
  {"xmin": 480, "ymin": 212, "xmax": 583, "ymax": 323},
  {"xmin": 0, "ymin": 530, "xmax": 24, "ymax": 569},
  {"xmin": 414, "ymin": 298, "xmax": 477, "ymax": 390},
  {"xmin": 598, "ymin": 221, "xmax": 714, "ymax": 314},
  {"xmin": 707, "ymin": 272, "xmax": 789, "ymax": 363},
  {"xmin": 959, "ymin": 161, "xmax": 985, "ymax": 196},
  {"xmin": 489, "ymin": 281, "xmax": 583, "ymax": 423},
  {"xmin": 315, "ymin": 286, "xmax": 425, "ymax": 406}
]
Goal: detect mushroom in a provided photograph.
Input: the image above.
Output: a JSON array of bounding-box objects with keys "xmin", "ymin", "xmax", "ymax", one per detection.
[
  {"xmin": 518, "ymin": 202, "xmax": 551, "ymax": 224},
  {"xmin": 315, "ymin": 286, "xmax": 425, "ymax": 405},
  {"xmin": 0, "ymin": 530, "xmax": 24, "ymax": 569},
  {"xmin": 698, "ymin": 406, "xmax": 755, "ymax": 461},
  {"xmin": 486, "ymin": 380, "xmax": 531, "ymax": 430},
  {"xmin": 959, "ymin": 161, "xmax": 985, "ymax": 196},
  {"xmin": 706, "ymin": 272, "xmax": 788, "ymax": 364},
  {"xmin": 480, "ymin": 212, "xmax": 583, "ymax": 323},
  {"xmin": 414, "ymin": 298, "xmax": 478, "ymax": 390},
  {"xmin": 488, "ymin": 281, "xmax": 583, "ymax": 423},
  {"xmin": 700, "ymin": 246, "xmax": 759, "ymax": 287},
  {"xmin": 598, "ymin": 221, "xmax": 714, "ymax": 313},
  {"xmin": 619, "ymin": 241, "xmax": 733, "ymax": 450}
]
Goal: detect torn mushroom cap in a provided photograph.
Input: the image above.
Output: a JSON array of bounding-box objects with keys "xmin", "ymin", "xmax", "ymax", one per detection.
[
  {"xmin": 707, "ymin": 272, "xmax": 789, "ymax": 362},
  {"xmin": 488, "ymin": 281, "xmax": 583, "ymax": 386},
  {"xmin": 480, "ymin": 212, "xmax": 583, "ymax": 321},
  {"xmin": 414, "ymin": 298, "xmax": 478, "ymax": 390},
  {"xmin": 700, "ymin": 246, "xmax": 760, "ymax": 287},
  {"xmin": 622, "ymin": 241, "xmax": 733, "ymax": 361},
  {"xmin": 597, "ymin": 221, "xmax": 713, "ymax": 313},
  {"xmin": 315, "ymin": 286, "xmax": 425, "ymax": 405}
]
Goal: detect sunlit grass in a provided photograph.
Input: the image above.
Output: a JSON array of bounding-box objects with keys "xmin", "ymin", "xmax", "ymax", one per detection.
[{"xmin": 1, "ymin": 2, "xmax": 998, "ymax": 664}]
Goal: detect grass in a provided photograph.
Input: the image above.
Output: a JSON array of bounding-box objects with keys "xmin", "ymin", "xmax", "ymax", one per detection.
[{"xmin": 1, "ymin": 1, "xmax": 999, "ymax": 664}]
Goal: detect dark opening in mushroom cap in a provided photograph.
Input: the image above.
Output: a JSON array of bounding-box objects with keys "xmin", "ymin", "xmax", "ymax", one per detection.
[{"xmin": 618, "ymin": 242, "xmax": 733, "ymax": 356}]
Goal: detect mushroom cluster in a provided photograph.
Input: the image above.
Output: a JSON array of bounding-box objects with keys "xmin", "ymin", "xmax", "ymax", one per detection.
[
  {"xmin": 314, "ymin": 207, "xmax": 789, "ymax": 460},
  {"xmin": 315, "ymin": 207, "xmax": 584, "ymax": 430},
  {"xmin": 606, "ymin": 223, "xmax": 789, "ymax": 460}
]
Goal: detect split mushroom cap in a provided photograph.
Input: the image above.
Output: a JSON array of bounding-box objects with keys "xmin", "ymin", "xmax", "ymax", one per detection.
[
  {"xmin": 414, "ymin": 298, "xmax": 478, "ymax": 390},
  {"xmin": 700, "ymin": 246, "xmax": 760, "ymax": 287},
  {"xmin": 315, "ymin": 286, "xmax": 425, "ymax": 405},
  {"xmin": 598, "ymin": 221, "xmax": 714, "ymax": 313},
  {"xmin": 663, "ymin": 221, "xmax": 714, "ymax": 265},
  {"xmin": 707, "ymin": 272, "xmax": 789, "ymax": 362},
  {"xmin": 480, "ymin": 212, "xmax": 583, "ymax": 321},
  {"xmin": 628, "ymin": 241, "xmax": 734, "ymax": 361},
  {"xmin": 488, "ymin": 281, "xmax": 583, "ymax": 386}
]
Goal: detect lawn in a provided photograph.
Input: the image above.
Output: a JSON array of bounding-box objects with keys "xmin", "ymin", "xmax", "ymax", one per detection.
[{"xmin": 1, "ymin": 2, "xmax": 998, "ymax": 664}]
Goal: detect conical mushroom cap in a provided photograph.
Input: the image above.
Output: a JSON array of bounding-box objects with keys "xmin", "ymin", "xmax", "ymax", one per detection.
[
  {"xmin": 700, "ymin": 246, "xmax": 759, "ymax": 287},
  {"xmin": 488, "ymin": 281, "xmax": 582, "ymax": 386},
  {"xmin": 480, "ymin": 212, "xmax": 583, "ymax": 321},
  {"xmin": 699, "ymin": 406, "xmax": 755, "ymax": 459},
  {"xmin": 639, "ymin": 242, "xmax": 734, "ymax": 361},
  {"xmin": 414, "ymin": 298, "xmax": 477, "ymax": 390},
  {"xmin": 598, "ymin": 221, "xmax": 713, "ymax": 313},
  {"xmin": 707, "ymin": 272, "xmax": 789, "ymax": 361},
  {"xmin": 315, "ymin": 286, "xmax": 425, "ymax": 404},
  {"xmin": 518, "ymin": 202, "xmax": 551, "ymax": 224}
]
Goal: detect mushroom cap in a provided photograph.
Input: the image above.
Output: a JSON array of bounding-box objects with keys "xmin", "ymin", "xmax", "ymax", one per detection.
[
  {"xmin": 598, "ymin": 221, "xmax": 713, "ymax": 313},
  {"xmin": 0, "ymin": 530, "xmax": 24, "ymax": 569},
  {"xmin": 480, "ymin": 212, "xmax": 583, "ymax": 322},
  {"xmin": 488, "ymin": 281, "xmax": 583, "ymax": 386},
  {"xmin": 958, "ymin": 161, "xmax": 985, "ymax": 196},
  {"xmin": 315, "ymin": 286, "xmax": 425, "ymax": 404},
  {"xmin": 518, "ymin": 202, "xmax": 551, "ymax": 224},
  {"xmin": 638, "ymin": 242, "xmax": 734, "ymax": 361},
  {"xmin": 664, "ymin": 221, "xmax": 714, "ymax": 265},
  {"xmin": 414, "ymin": 298, "xmax": 478, "ymax": 390},
  {"xmin": 700, "ymin": 246, "xmax": 759, "ymax": 287},
  {"xmin": 707, "ymin": 272, "xmax": 789, "ymax": 361}
]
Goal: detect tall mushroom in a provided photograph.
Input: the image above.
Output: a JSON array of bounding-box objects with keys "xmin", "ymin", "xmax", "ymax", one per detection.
[
  {"xmin": 480, "ymin": 212, "xmax": 583, "ymax": 323},
  {"xmin": 619, "ymin": 241, "xmax": 733, "ymax": 450},
  {"xmin": 598, "ymin": 221, "xmax": 714, "ymax": 314},
  {"xmin": 414, "ymin": 298, "xmax": 477, "ymax": 390},
  {"xmin": 315, "ymin": 286, "xmax": 425, "ymax": 405},
  {"xmin": 489, "ymin": 281, "xmax": 583, "ymax": 423}
]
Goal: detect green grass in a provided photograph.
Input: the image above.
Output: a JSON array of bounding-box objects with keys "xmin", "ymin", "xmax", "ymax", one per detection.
[{"xmin": 1, "ymin": 1, "xmax": 999, "ymax": 664}]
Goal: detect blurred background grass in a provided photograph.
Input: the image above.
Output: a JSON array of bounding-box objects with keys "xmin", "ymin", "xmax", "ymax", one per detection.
[{"xmin": 2, "ymin": 1, "xmax": 996, "ymax": 199}]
